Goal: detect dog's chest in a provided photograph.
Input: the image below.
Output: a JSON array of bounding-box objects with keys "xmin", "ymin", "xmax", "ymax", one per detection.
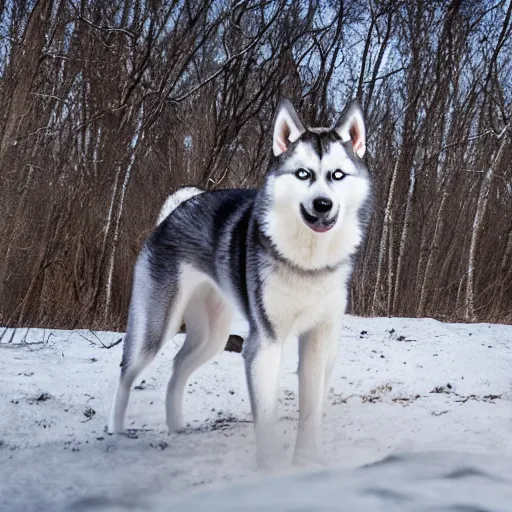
[{"xmin": 261, "ymin": 265, "xmax": 347, "ymax": 338}]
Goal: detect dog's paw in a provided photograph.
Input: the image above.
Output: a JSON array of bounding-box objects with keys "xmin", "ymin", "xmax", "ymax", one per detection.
[
  {"xmin": 256, "ymin": 445, "xmax": 289, "ymax": 472},
  {"xmin": 292, "ymin": 450, "xmax": 334, "ymax": 469},
  {"xmin": 106, "ymin": 422, "xmax": 123, "ymax": 435},
  {"xmin": 166, "ymin": 416, "xmax": 185, "ymax": 433},
  {"xmin": 257, "ymin": 452, "xmax": 288, "ymax": 472}
]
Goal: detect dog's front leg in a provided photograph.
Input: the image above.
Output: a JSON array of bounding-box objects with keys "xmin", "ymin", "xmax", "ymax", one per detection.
[
  {"xmin": 294, "ymin": 319, "xmax": 339, "ymax": 465},
  {"xmin": 243, "ymin": 332, "xmax": 283, "ymax": 468}
]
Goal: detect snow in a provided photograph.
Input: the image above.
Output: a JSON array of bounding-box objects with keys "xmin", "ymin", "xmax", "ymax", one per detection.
[
  {"xmin": 137, "ymin": 451, "xmax": 512, "ymax": 512},
  {"xmin": 1, "ymin": 315, "xmax": 511, "ymax": 511}
]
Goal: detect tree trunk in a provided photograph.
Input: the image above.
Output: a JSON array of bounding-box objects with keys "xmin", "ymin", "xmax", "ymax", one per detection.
[{"xmin": 464, "ymin": 133, "xmax": 508, "ymax": 321}]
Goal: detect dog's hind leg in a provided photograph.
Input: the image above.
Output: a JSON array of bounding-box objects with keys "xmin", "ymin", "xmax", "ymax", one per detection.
[
  {"xmin": 108, "ymin": 251, "xmax": 184, "ymax": 434},
  {"xmin": 166, "ymin": 283, "xmax": 232, "ymax": 432},
  {"xmin": 108, "ymin": 341, "xmax": 152, "ymax": 435}
]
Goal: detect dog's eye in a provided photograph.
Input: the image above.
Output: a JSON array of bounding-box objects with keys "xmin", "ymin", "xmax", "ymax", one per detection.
[
  {"xmin": 295, "ymin": 168, "xmax": 311, "ymax": 180},
  {"xmin": 332, "ymin": 169, "xmax": 346, "ymax": 181}
]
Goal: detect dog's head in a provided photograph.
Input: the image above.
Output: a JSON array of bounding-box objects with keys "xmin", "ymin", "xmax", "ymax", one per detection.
[{"xmin": 260, "ymin": 99, "xmax": 371, "ymax": 270}]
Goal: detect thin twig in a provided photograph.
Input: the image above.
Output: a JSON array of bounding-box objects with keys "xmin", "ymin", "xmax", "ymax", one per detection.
[
  {"xmin": 89, "ymin": 330, "xmax": 103, "ymax": 344},
  {"xmin": 75, "ymin": 13, "xmax": 135, "ymax": 39},
  {"xmin": 79, "ymin": 334, "xmax": 96, "ymax": 346},
  {"xmin": 88, "ymin": 333, "xmax": 123, "ymax": 349},
  {"xmin": 100, "ymin": 338, "xmax": 123, "ymax": 349},
  {"xmin": 362, "ymin": 66, "xmax": 406, "ymax": 84},
  {"xmin": 30, "ymin": 92, "xmax": 69, "ymax": 105},
  {"xmin": 169, "ymin": 3, "xmax": 282, "ymax": 104}
]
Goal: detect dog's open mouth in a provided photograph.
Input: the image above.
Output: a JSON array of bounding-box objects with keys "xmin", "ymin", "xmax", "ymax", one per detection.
[{"xmin": 300, "ymin": 204, "xmax": 337, "ymax": 233}]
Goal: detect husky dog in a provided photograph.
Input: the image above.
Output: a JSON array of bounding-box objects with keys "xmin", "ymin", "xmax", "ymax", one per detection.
[{"xmin": 108, "ymin": 98, "xmax": 371, "ymax": 468}]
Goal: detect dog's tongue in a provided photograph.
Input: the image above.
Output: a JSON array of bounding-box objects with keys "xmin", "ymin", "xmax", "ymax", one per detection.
[{"xmin": 310, "ymin": 224, "xmax": 333, "ymax": 233}]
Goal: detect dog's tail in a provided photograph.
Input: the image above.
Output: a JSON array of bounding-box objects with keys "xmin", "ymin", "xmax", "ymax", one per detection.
[{"xmin": 156, "ymin": 186, "xmax": 204, "ymax": 226}]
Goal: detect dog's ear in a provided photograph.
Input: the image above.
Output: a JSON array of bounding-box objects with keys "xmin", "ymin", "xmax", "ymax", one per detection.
[
  {"xmin": 335, "ymin": 100, "xmax": 366, "ymax": 158},
  {"xmin": 272, "ymin": 99, "xmax": 306, "ymax": 157}
]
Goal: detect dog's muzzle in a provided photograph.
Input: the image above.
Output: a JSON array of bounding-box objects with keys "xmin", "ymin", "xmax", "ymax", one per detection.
[{"xmin": 300, "ymin": 203, "xmax": 338, "ymax": 233}]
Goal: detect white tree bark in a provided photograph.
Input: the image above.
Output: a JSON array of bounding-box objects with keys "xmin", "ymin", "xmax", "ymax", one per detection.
[
  {"xmin": 464, "ymin": 132, "xmax": 508, "ymax": 321},
  {"xmin": 417, "ymin": 176, "xmax": 451, "ymax": 316},
  {"xmin": 386, "ymin": 209, "xmax": 395, "ymax": 312},
  {"xmin": 101, "ymin": 165, "xmax": 121, "ymax": 271},
  {"xmin": 104, "ymin": 107, "xmax": 144, "ymax": 318},
  {"xmin": 372, "ymin": 153, "xmax": 400, "ymax": 315},
  {"xmin": 392, "ymin": 168, "xmax": 415, "ymax": 312}
]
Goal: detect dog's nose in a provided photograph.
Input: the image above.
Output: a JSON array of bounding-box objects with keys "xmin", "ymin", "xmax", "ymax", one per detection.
[{"xmin": 313, "ymin": 197, "xmax": 332, "ymax": 214}]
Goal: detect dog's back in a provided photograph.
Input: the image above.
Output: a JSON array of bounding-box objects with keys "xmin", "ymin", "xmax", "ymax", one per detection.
[{"xmin": 149, "ymin": 188, "xmax": 257, "ymax": 314}]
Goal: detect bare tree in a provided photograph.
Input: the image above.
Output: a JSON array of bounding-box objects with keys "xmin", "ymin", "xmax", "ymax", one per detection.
[{"xmin": 0, "ymin": 0, "xmax": 510, "ymax": 331}]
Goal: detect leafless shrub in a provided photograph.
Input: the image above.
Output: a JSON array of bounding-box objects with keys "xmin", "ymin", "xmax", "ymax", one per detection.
[{"xmin": 0, "ymin": 0, "xmax": 510, "ymax": 331}]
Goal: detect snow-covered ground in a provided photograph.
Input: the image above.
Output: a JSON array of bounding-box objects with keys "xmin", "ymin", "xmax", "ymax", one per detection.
[{"xmin": 1, "ymin": 315, "xmax": 511, "ymax": 511}]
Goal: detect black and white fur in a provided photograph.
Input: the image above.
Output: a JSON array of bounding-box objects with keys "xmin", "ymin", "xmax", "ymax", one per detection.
[{"xmin": 108, "ymin": 99, "xmax": 372, "ymax": 468}]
